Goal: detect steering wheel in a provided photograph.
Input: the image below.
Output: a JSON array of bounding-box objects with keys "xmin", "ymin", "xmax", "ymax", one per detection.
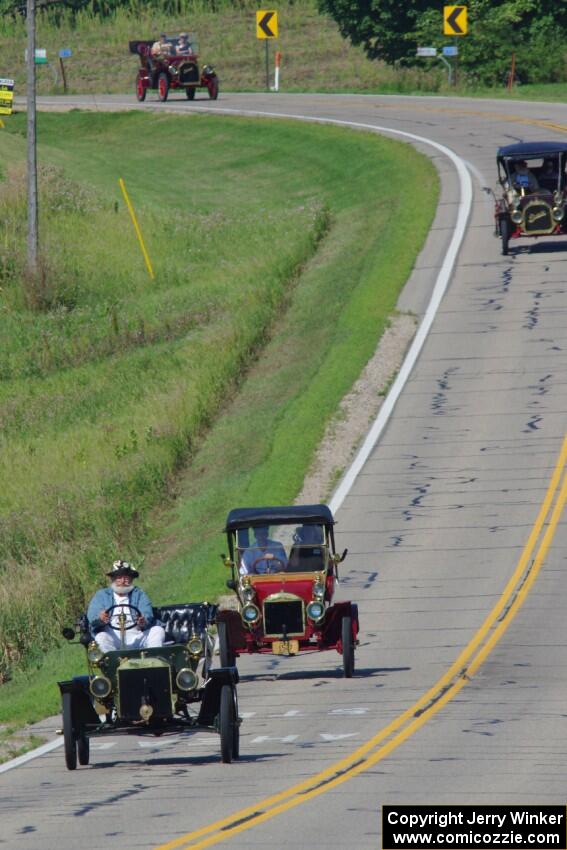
[
  {"xmin": 251, "ymin": 555, "xmax": 286, "ymax": 575},
  {"xmin": 104, "ymin": 603, "xmax": 143, "ymax": 631}
]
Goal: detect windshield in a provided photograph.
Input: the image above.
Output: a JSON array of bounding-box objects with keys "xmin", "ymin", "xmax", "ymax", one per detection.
[
  {"xmin": 500, "ymin": 154, "xmax": 565, "ymax": 192},
  {"xmin": 156, "ymin": 33, "xmax": 198, "ymax": 54},
  {"xmin": 236, "ymin": 522, "xmax": 327, "ymax": 575}
]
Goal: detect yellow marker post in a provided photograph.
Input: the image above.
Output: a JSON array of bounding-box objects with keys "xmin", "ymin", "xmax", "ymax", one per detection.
[
  {"xmin": 0, "ymin": 119, "xmax": 4, "ymax": 129},
  {"xmin": 118, "ymin": 178, "xmax": 155, "ymax": 280}
]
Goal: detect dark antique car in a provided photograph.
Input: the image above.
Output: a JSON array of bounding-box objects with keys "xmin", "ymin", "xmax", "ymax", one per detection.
[
  {"xmin": 495, "ymin": 141, "xmax": 567, "ymax": 255},
  {"xmin": 129, "ymin": 33, "xmax": 219, "ymax": 102},
  {"xmin": 58, "ymin": 602, "xmax": 239, "ymax": 769},
  {"xmin": 217, "ymin": 505, "xmax": 359, "ymax": 677}
]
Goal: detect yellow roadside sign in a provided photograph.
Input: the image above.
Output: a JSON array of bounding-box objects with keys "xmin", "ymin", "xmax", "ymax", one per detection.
[
  {"xmin": 0, "ymin": 78, "xmax": 14, "ymax": 116},
  {"xmin": 256, "ymin": 10, "xmax": 278, "ymax": 39},
  {"xmin": 444, "ymin": 5, "xmax": 467, "ymax": 36}
]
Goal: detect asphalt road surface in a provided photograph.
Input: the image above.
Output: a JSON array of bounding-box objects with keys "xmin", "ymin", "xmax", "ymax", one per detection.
[{"xmin": 3, "ymin": 93, "xmax": 567, "ymax": 850}]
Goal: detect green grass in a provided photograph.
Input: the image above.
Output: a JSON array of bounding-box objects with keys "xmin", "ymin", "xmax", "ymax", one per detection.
[
  {"xmin": 0, "ymin": 109, "xmax": 438, "ymax": 723},
  {"xmin": 1, "ymin": 0, "xmax": 565, "ymax": 99}
]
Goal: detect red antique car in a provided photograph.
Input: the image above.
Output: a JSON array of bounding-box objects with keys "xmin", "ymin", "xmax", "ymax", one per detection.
[
  {"xmin": 217, "ymin": 505, "xmax": 359, "ymax": 677},
  {"xmin": 129, "ymin": 33, "xmax": 219, "ymax": 103}
]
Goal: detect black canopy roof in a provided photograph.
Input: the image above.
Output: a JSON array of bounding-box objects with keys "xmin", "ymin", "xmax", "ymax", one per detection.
[
  {"xmin": 497, "ymin": 141, "xmax": 567, "ymax": 159},
  {"xmin": 225, "ymin": 504, "xmax": 334, "ymax": 531}
]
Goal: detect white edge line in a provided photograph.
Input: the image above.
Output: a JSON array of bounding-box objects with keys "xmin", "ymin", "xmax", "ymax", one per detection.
[
  {"xmin": 0, "ymin": 105, "xmax": 472, "ymax": 774},
  {"xmin": 0, "ymin": 736, "xmax": 63, "ymax": 773}
]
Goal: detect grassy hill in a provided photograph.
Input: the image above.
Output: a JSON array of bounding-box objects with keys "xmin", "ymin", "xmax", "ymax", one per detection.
[
  {"xmin": 1, "ymin": 0, "xmax": 567, "ymax": 99},
  {"xmin": 0, "ymin": 109, "xmax": 438, "ymax": 729}
]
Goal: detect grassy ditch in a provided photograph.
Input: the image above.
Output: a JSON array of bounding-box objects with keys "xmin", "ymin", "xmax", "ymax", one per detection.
[{"xmin": 0, "ymin": 110, "xmax": 438, "ymax": 724}]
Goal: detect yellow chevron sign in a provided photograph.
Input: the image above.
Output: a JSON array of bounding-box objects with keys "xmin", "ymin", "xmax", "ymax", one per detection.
[
  {"xmin": 256, "ymin": 10, "xmax": 278, "ymax": 39},
  {"xmin": 444, "ymin": 5, "xmax": 467, "ymax": 36}
]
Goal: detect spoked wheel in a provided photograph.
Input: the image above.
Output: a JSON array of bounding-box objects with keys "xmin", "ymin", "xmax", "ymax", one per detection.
[
  {"xmin": 232, "ymin": 689, "xmax": 240, "ymax": 759},
  {"xmin": 135, "ymin": 76, "xmax": 146, "ymax": 102},
  {"xmin": 500, "ymin": 216, "xmax": 510, "ymax": 256},
  {"xmin": 62, "ymin": 692, "xmax": 77, "ymax": 771},
  {"xmin": 341, "ymin": 616, "xmax": 355, "ymax": 678},
  {"xmin": 77, "ymin": 733, "xmax": 90, "ymax": 766},
  {"xmin": 208, "ymin": 75, "xmax": 219, "ymax": 100},
  {"xmin": 186, "ymin": 87, "xmax": 196, "ymax": 100},
  {"xmin": 218, "ymin": 620, "xmax": 236, "ymax": 668},
  {"xmin": 219, "ymin": 685, "xmax": 235, "ymax": 763},
  {"xmin": 158, "ymin": 72, "xmax": 169, "ymax": 102}
]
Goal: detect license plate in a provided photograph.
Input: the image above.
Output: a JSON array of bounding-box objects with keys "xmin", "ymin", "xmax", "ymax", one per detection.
[{"xmin": 272, "ymin": 639, "xmax": 299, "ymax": 655}]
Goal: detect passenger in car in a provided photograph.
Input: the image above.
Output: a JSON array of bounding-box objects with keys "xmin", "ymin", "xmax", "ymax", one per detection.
[
  {"xmin": 176, "ymin": 32, "xmax": 192, "ymax": 55},
  {"xmin": 87, "ymin": 560, "xmax": 165, "ymax": 651}
]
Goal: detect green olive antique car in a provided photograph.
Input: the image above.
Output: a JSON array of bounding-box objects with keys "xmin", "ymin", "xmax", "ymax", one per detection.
[
  {"xmin": 58, "ymin": 602, "xmax": 239, "ymax": 769},
  {"xmin": 495, "ymin": 141, "xmax": 567, "ymax": 255}
]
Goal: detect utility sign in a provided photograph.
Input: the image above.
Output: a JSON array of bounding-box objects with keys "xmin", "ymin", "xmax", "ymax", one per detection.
[
  {"xmin": 417, "ymin": 47, "xmax": 437, "ymax": 57},
  {"xmin": 444, "ymin": 5, "xmax": 467, "ymax": 35},
  {"xmin": 0, "ymin": 78, "xmax": 14, "ymax": 115},
  {"xmin": 256, "ymin": 10, "xmax": 278, "ymax": 38}
]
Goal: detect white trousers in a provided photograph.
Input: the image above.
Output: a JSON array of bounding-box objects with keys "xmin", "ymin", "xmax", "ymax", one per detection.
[{"xmin": 94, "ymin": 625, "xmax": 165, "ymax": 652}]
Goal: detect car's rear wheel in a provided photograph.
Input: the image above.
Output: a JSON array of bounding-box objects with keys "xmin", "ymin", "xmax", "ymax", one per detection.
[
  {"xmin": 136, "ymin": 76, "xmax": 146, "ymax": 102},
  {"xmin": 341, "ymin": 615, "xmax": 355, "ymax": 678},
  {"xmin": 62, "ymin": 692, "xmax": 77, "ymax": 770},
  {"xmin": 219, "ymin": 685, "xmax": 235, "ymax": 763},
  {"xmin": 208, "ymin": 75, "xmax": 219, "ymax": 100},
  {"xmin": 77, "ymin": 733, "xmax": 90, "ymax": 766},
  {"xmin": 158, "ymin": 72, "xmax": 169, "ymax": 102},
  {"xmin": 232, "ymin": 689, "xmax": 240, "ymax": 759},
  {"xmin": 500, "ymin": 216, "xmax": 510, "ymax": 256},
  {"xmin": 186, "ymin": 87, "xmax": 195, "ymax": 100},
  {"xmin": 218, "ymin": 620, "xmax": 236, "ymax": 667}
]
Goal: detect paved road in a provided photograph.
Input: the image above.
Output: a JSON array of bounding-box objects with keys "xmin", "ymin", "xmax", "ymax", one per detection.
[{"xmin": 3, "ymin": 93, "xmax": 567, "ymax": 850}]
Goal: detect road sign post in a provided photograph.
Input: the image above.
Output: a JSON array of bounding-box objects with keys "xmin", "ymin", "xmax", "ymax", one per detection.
[
  {"xmin": 59, "ymin": 48, "xmax": 72, "ymax": 93},
  {"xmin": 256, "ymin": 10, "xmax": 278, "ymax": 92}
]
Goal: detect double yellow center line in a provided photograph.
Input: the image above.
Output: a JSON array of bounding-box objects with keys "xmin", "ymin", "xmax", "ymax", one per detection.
[{"xmin": 156, "ymin": 433, "xmax": 567, "ymax": 850}]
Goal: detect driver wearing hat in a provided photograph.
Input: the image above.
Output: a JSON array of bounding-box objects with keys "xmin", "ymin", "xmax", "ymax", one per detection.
[{"xmin": 87, "ymin": 560, "xmax": 165, "ymax": 652}]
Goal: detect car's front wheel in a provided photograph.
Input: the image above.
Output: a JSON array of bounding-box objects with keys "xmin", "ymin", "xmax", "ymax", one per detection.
[
  {"xmin": 219, "ymin": 685, "xmax": 235, "ymax": 763},
  {"xmin": 62, "ymin": 692, "xmax": 77, "ymax": 770},
  {"xmin": 341, "ymin": 616, "xmax": 355, "ymax": 678},
  {"xmin": 208, "ymin": 75, "xmax": 219, "ymax": 100},
  {"xmin": 218, "ymin": 620, "xmax": 236, "ymax": 667},
  {"xmin": 158, "ymin": 72, "xmax": 169, "ymax": 102},
  {"xmin": 77, "ymin": 733, "xmax": 90, "ymax": 766},
  {"xmin": 500, "ymin": 216, "xmax": 510, "ymax": 256}
]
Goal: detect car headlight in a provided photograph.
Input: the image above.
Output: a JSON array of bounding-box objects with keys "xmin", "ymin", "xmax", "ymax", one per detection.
[
  {"xmin": 241, "ymin": 603, "xmax": 260, "ymax": 625},
  {"xmin": 306, "ymin": 601, "xmax": 325, "ymax": 623},
  {"xmin": 552, "ymin": 207, "xmax": 564, "ymax": 221},
  {"xmin": 242, "ymin": 585, "xmax": 256, "ymax": 603},
  {"xmin": 187, "ymin": 636, "xmax": 203, "ymax": 656},
  {"xmin": 90, "ymin": 676, "xmax": 112, "ymax": 698},
  {"xmin": 511, "ymin": 210, "xmax": 523, "ymax": 224},
  {"xmin": 176, "ymin": 668, "xmax": 198, "ymax": 691},
  {"xmin": 87, "ymin": 642, "xmax": 104, "ymax": 664},
  {"xmin": 508, "ymin": 189, "xmax": 520, "ymax": 207},
  {"xmin": 312, "ymin": 580, "xmax": 325, "ymax": 600}
]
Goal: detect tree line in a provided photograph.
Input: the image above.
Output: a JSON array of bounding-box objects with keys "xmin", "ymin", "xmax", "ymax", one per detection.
[{"xmin": 317, "ymin": 0, "xmax": 567, "ymax": 85}]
